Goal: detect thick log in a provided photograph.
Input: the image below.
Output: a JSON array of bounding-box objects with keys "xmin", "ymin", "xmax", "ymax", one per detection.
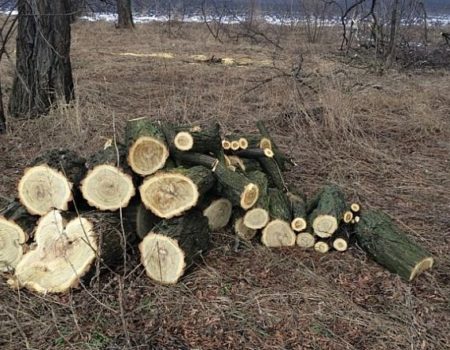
[
  {"xmin": 201, "ymin": 197, "xmax": 233, "ymax": 231},
  {"xmin": 124, "ymin": 200, "xmax": 160, "ymax": 240},
  {"xmin": 81, "ymin": 144, "xmax": 136, "ymax": 211},
  {"xmin": 11, "ymin": 210, "xmax": 125, "ymax": 293},
  {"xmin": 308, "ymin": 185, "xmax": 347, "ymax": 238},
  {"xmin": 233, "ymin": 209, "xmax": 257, "ymax": 241},
  {"xmin": 125, "ymin": 118, "xmax": 169, "ymax": 176},
  {"xmin": 139, "ymin": 211, "xmax": 210, "ymax": 284},
  {"xmin": 140, "ymin": 166, "xmax": 215, "ymax": 218},
  {"xmin": 287, "ymin": 190, "xmax": 307, "ymax": 232},
  {"xmin": 213, "ymin": 163, "xmax": 259, "ymax": 210},
  {"xmin": 19, "ymin": 149, "xmax": 86, "ymax": 216},
  {"xmin": 355, "ymin": 210, "xmax": 434, "ymax": 281}
]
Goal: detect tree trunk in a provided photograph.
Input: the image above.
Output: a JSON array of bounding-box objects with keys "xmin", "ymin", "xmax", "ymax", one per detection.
[
  {"xmin": 0, "ymin": 78, "xmax": 5, "ymax": 133},
  {"xmin": 9, "ymin": 0, "xmax": 74, "ymax": 118},
  {"xmin": 117, "ymin": 0, "xmax": 134, "ymax": 29},
  {"xmin": 386, "ymin": 0, "xmax": 400, "ymax": 67}
]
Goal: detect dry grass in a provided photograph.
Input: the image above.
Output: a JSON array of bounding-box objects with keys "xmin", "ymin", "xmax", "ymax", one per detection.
[{"xmin": 1, "ymin": 20, "xmax": 449, "ymax": 349}]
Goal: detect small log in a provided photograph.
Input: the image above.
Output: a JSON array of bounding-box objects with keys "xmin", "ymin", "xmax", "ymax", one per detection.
[
  {"xmin": 258, "ymin": 155, "xmax": 287, "ymax": 192},
  {"xmin": 81, "ymin": 144, "xmax": 136, "ymax": 211},
  {"xmin": 296, "ymin": 231, "xmax": 316, "ymax": 248},
  {"xmin": 222, "ymin": 139, "xmax": 231, "ymax": 150},
  {"xmin": 233, "ymin": 209, "xmax": 257, "ymax": 241},
  {"xmin": 350, "ymin": 203, "xmax": 361, "ymax": 213},
  {"xmin": 314, "ymin": 240, "xmax": 330, "ymax": 254},
  {"xmin": 233, "ymin": 148, "xmax": 273, "ymax": 159},
  {"xmin": 213, "ymin": 163, "xmax": 259, "ymax": 210},
  {"xmin": 267, "ymin": 188, "xmax": 291, "ymax": 222},
  {"xmin": 308, "ymin": 185, "xmax": 346, "ymax": 238},
  {"xmin": 125, "ymin": 118, "xmax": 169, "ymax": 176},
  {"xmin": 11, "ymin": 210, "xmax": 125, "ymax": 293},
  {"xmin": 332, "ymin": 227, "xmax": 352, "ymax": 252},
  {"xmin": 242, "ymin": 171, "xmax": 269, "ymax": 230},
  {"xmin": 355, "ymin": 210, "xmax": 434, "ymax": 281},
  {"xmin": 171, "ymin": 123, "xmax": 222, "ymax": 155},
  {"xmin": 256, "ymin": 121, "xmax": 294, "ymax": 170},
  {"xmin": 140, "ymin": 166, "xmax": 215, "ymax": 219},
  {"xmin": 18, "ymin": 149, "xmax": 86, "ymax": 216},
  {"xmin": 287, "ymin": 190, "xmax": 307, "ymax": 232},
  {"xmin": 170, "ymin": 152, "xmax": 219, "ymax": 170},
  {"xmin": 201, "ymin": 197, "xmax": 233, "ymax": 231},
  {"xmin": 139, "ymin": 211, "xmax": 210, "ymax": 284},
  {"xmin": 230, "ymin": 141, "xmax": 240, "ymax": 151},
  {"xmin": 343, "ymin": 210, "xmax": 353, "ymax": 224}
]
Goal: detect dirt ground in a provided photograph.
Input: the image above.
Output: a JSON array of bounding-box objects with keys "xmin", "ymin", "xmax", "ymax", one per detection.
[{"xmin": 0, "ymin": 21, "xmax": 449, "ymax": 349}]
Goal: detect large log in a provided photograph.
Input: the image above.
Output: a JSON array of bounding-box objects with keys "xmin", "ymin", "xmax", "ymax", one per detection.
[
  {"xmin": 139, "ymin": 211, "xmax": 210, "ymax": 284},
  {"xmin": 125, "ymin": 118, "xmax": 169, "ymax": 176},
  {"xmin": 81, "ymin": 144, "xmax": 136, "ymax": 211},
  {"xmin": 308, "ymin": 185, "xmax": 346, "ymax": 238},
  {"xmin": 11, "ymin": 210, "xmax": 125, "ymax": 293},
  {"xmin": 18, "ymin": 149, "xmax": 86, "ymax": 216},
  {"xmin": 139, "ymin": 166, "xmax": 215, "ymax": 218},
  {"xmin": 296, "ymin": 231, "xmax": 316, "ymax": 248},
  {"xmin": 0, "ymin": 200, "xmax": 36, "ymax": 272},
  {"xmin": 213, "ymin": 163, "xmax": 259, "ymax": 210},
  {"xmin": 355, "ymin": 210, "xmax": 434, "ymax": 281}
]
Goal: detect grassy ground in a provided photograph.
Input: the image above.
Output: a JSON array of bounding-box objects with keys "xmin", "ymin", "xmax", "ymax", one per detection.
[{"xmin": 0, "ymin": 21, "xmax": 449, "ymax": 349}]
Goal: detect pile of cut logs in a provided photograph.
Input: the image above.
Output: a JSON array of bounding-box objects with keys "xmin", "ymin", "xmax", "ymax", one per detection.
[{"xmin": 0, "ymin": 118, "xmax": 434, "ymax": 293}]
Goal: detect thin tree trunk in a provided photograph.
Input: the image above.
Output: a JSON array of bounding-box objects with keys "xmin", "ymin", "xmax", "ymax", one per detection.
[
  {"xmin": 386, "ymin": 0, "xmax": 400, "ymax": 67},
  {"xmin": 0, "ymin": 78, "xmax": 5, "ymax": 133},
  {"xmin": 117, "ymin": 0, "xmax": 134, "ymax": 29},
  {"xmin": 9, "ymin": 0, "xmax": 74, "ymax": 118}
]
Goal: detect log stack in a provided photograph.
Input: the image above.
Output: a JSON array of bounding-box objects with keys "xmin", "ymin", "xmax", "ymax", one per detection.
[{"xmin": 0, "ymin": 119, "xmax": 435, "ymax": 293}]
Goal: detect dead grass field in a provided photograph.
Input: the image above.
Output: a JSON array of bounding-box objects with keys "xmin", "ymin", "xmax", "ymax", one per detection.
[{"xmin": 0, "ymin": 21, "xmax": 449, "ymax": 349}]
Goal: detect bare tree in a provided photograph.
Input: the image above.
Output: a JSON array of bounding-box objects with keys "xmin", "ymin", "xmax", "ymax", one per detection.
[
  {"xmin": 117, "ymin": 0, "xmax": 134, "ymax": 28},
  {"xmin": 9, "ymin": 0, "xmax": 74, "ymax": 119}
]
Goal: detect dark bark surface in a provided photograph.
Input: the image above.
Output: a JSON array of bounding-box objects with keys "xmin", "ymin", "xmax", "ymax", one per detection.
[
  {"xmin": 9, "ymin": 0, "xmax": 74, "ymax": 118},
  {"xmin": 117, "ymin": 0, "xmax": 134, "ymax": 29}
]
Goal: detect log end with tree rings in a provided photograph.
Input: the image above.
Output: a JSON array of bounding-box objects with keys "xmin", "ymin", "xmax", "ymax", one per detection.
[
  {"xmin": 312, "ymin": 215, "xmax": 338, "ymax": 238},
  {"xmin": 238, "ymin": 138, "xmax": 248, "ymax": 150},
  {"xmin": 261, "ymin": 220, "xmax": 296, "ymax": 247},
  {"xmin": 127, "ymin": 136, "xmax": 169, "ymax": 176},
  {"xmin": 139, "ymin": 233, "xmax": 186, "ymax": 284},
  {"xmin": 203, "ymin": 198, "xmax": 232, "ymax": 230},
  {"xmin": 314, "ymin": 241, "xmax": 330, "ymax": 254},
  {"xmin": 18, "ymin": 165, "xmax": 73, "ymax": 216},
  {"xmin": 230, "ymin": 140, "xmax": 240, "ymax": 151},
  {"xmin": 343, "ymin": 211, "xmax": 353, "ymax": 223},
  {"xmin": 139, "ymin": 173, "xmax": 199, "ymax": 219},
  {"xmin": 243, "ymin": 207, "xmax": 270, "ymax": 230},
  {"xmin": 259, "ymin": 137, "xmax": 272, "ymax": 150},
  {"xmin": 174, "ymin": 131, "xmax": 194, "ymax": 151},
  {"xmin": 263, "ymin": 148, "xmax": 274, "ymax": 158},
  {"xmin": 12, "ymin": 210, "xmax": 97, "ymax": 294},
  {"xmin": 333, "ymin": 238, "xmax": 348, "ymax": 252},
  {"xmin": 234, "ymin": 217, "xmax": 257, "ymax": 241},
  {"xmin": 222, "ymin": 140, "xmax": 231, "ymax": 150},
  {"xmin": 350, "ymin": 203, "xmax": 361, "ymax": 213},
  {"xmin": 240, "ymin": 183, "xmax": 259, "ymax": 210},
  {"xmin": 81, "ymin": 165, "xmax": 135, "ymax": 211},
  {"xmin": 291, "ymin": 217, "xmax": 307, "ymax": 232},
  {"xmin": 296, "ymin": 232, "xmax": 315, "ymax": 248},
  {"xmin": 0, "ymin": 218, "xmax": 27, "ymax": 272}
]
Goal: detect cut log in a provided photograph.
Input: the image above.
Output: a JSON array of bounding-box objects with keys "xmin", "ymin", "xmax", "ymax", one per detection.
[
  {"xmin": 19, "ymin": 149, "xmax": 87, "ymax": 216},
  {"xmin": 259, "ymin": 156, "xmax": 287, "ymax": 191},
  {"xmin": 332, "ymin": 226, "xmax": 352, "ymax": 252},
  {"xmin": 125, "ymin": 200, "xmax": 160, "ymax": 240},
  {"xmin": 140, "ymin": 166, "xmax": 215, "ymax": 218},
  {"xmin": 350, "ymin": 203, "xmax": 361, "ymax": 213},
  {"xmin": 314, "ymin": 240, "xmax": 330, "ymax": 254},
  {"xmin": 296, "ymin": 231, "xmax": 316, "ymax": 248},
  {"xmin": 170, "ymin": 152, "xmax": 219, "ymax": 170},
  {"xmin": 261, "ymin": 220, "xmax": 296, "ymax": 247},
  {"xmin": 309, "ymin": 185, "xmax": 346, "ymax": 238},
  {"xmin": 0, "ymin": 201, "xmax": 34, "ymax": 272},
  {"xmin": 230, "ymin": 140, "xmax": 240, "ymax": 151},
  {"xmin": 343, "ymin": 211, "xmax": 353, "ymax": 224},
  {"xmin": 172, "ymin": 123, "xmax": 222, "ymax": 155},
  {"xmin": 233, "ymin": 148, "xmax": 273, "ymax": 159},
  {"xmin": 355, "ymin": 210, "xmax": 434, "ymax": 281},
  {"xmin": 233, "ymin": 209, "xmax": 257, "ymax": 241},
  {"xmin": 202, "ymin": 197, "xmax": 232, "ymax": 231},
  {"xmin": 287, "ymin": 191, "xmax": 307, "ymax": 232},
  {"xmin": 256, "ymin": 121, "xmax": 294, "ymax": 170},
  {"xmin": 125, "ymin": 118, "xmax": 169, "ymax": 176},
  {"xmin": 243, "ymin": 171, "xmax": 269, "ymax": 229},
  {"xmin": 11, "ymin": 210, "xmax": 124, "ymax": 293},
  {"xmin": 227, "ymin": 156, "xmax": 246, "ymax": 172},
  {"xmin": 139, "ymin": 211, "xmax": 210, "ymax": 284},
  {"xmin": 81, "ymin": 144, "xmax": 135, "ymax": 211},
  {"xmin": 213, "ymin": 163, "xmax": 259, "ymax": 210},
  {"xmin": 222, "ymin": 140, "xmax": 231, "ymax": 150},
  {"xmin": 268, "ymin": 188, "xmax": 292, "ymax": 222}
]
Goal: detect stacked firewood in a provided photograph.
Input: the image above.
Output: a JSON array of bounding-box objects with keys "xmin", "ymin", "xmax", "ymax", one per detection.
[{"xmin": 0, "ymin": 118, "xmax": 434, "ymax": 293}]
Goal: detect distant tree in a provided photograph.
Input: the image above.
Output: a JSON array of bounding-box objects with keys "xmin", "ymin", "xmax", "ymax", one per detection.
[
  {"xmin": 9, "ymin": 0, "xmax": 74, "ymax": 119},
  {"xmin": 117, "ymin": 0, "xmax": 134, "ymax": 28}
]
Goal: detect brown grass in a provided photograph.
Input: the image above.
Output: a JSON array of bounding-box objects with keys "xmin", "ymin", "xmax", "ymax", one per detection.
[{"xmin": 1, "ymin": 20, "xmax": 449, "ymax": 349}]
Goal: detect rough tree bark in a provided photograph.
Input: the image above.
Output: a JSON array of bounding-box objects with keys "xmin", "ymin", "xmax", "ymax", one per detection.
[
  {"xmin": 117, "ymin": 0, "xmax": 134, "ymax": 29},
  {"xmin": 9, "ymin": 0, "xmax": 74, "ymax": 118},
  {"xmin": 0, "ymin": 79, "xmax": 5, "ymax": 133}
]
